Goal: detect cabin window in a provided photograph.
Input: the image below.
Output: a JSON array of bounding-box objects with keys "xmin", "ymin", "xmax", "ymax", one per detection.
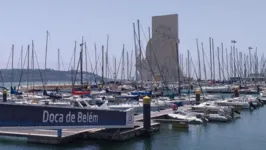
[
  {"xmin": 71, "ymin": 102, "xmax": 80, "ymax": 107},
  {"xmin": 80, "ymin": 101, "xmax": 88, "ymax": 107}
]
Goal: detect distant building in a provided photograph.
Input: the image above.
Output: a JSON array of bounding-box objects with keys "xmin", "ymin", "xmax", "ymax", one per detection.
[{"xmin": 136, "ymin": 14, "xmax": 183, "ymax": 82}]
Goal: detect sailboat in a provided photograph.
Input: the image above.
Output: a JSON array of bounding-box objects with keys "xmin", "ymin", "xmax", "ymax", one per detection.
[{"xmin": 72, "ymin": 39, "xmax": 91, "ymax": 96}]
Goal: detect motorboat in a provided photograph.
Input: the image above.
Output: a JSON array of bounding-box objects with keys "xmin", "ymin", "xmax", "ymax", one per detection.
[
  {"xmin": 107, "ymin": 101, "xmax": 162, "ymax": 115},
  {"xmin": 215, "ymin": 96, "xmax": 259, "ymax": 109},
  {"xmin": 167, "ymin": 110, "xmax": 204, "ymax": 124},
  {"xmin": 258, "ymin": 92, "xmax": 266, "ymax": 104},
  {"xmin": 191, "ymin": 101, "xmax": 224, "ymax": 112},
  {"xmin": 201, "ymin": 85, "xmax": 231, "ymax": 93}
]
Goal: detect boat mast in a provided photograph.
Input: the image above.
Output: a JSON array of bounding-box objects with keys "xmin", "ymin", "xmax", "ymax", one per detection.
[
  {"xmin": 209, "ymin": 37, "xmax": 212, "ymax": 81},
  {"xmin": 196, "ymin": 39, "xmax": 201, "ymax": 80},
  {"xmin": 187, "ymin": 50, "xmax": 190, "ymax": 82},
  {"xmin": 212, "ymin": 38, "xmax": 215, "ymax": 81},
  {"xmin": 217, "ymin": 47, "xmax": 221, "ymax": 81},
  {"xmin": 27, "ymin": 45, "xmax": 30, "ymax": 100},
  {"xmin": 11, "ymin": 44, "xmax": 14, "ymax": 88},
  {"xmin": 44, "ymin": 31, "xmax": 48, "ymax": 70},
  {"xmin": 106, "ymin": 35, "xmax": 109, "ymax": 79},
  {"xmin": 176, "ymin": 42, "xmax": 181, "ymax": 96},
  {"xmin": 85, "ymin": 42, "xmax": 88, "ymax": 83},
  {"xmin": 121, "ymin": 44, "xmax": 125, "ymax": 81},
  {"xmin": 32, "ymin": 41, "xmax": 35, "ymax": 90},
  {"xmin": 94, "ymin": 43, "xmax": 98, "ymax": 77},
  {"xmin": 137, "ymin": 20, "xmax": 142, "ymax": 86},
  {"xmin": 127, "ymin": 51, "xmax": 129, "ymax": 80},
  {"xmin": 114, "ymin": 57, "xmax": 117, "ymax": 82},
  {"xmin": 148, "ymin": 26, "xmax": 152, "ymax": 81},
  {"xmin": 255, "ymin": 47, "xmax": 258, "ymax": 75},
  {"xmin": 74, "ymin": 41, "xmax": 77, "ymax": 71},
  {"xmin": 221, "ymin": 43, "xmax": 225, "ymax": 81},
  {"xmin": 58, "ymin": 48, "xmax": 60, "ymax": 86},
  {"xmin": 102, "ymin": 45, "xmax": 104, "ymax": 84},
  {"xmin": 105, "ymin": 51, "xmax": 108, "ymax": 81},
  {"xmin": 21, "ymin": 46, "xmax": 23, "ymax": 69},
  {"xmin": 248, "ymin": 47, "xmax": 253, "ymax": 76},
  {"xmin": 226, "ymin": 48, "xmax": 229, "ymax": 80},
  {"xmin": 230, "ymin": 47, "xmax": 233, "ymax": 78},
  {"xmin": 236, "ymin": 48, "xmax": 239, "ymax": 78},
  {"xmin": 80, "ymin": 37, "xmax": 84, "ymax": 86},
  {"xmin": 201, "ymin": 42, "xmax": 207, "ymax": 80},
  {"xmin": 231, "ymin": 40, "xmax": 237, "ymax": 78},
  {"xmin": 129, "ymin": 50, "xmax": 133, "ymax": 79},
  {"xmin": 133, "ymin": 23, "xmax": 138, "ymax": 81},
  {"xmin": 244, "ymin": 54, "xmax": 247, "ymax": 78}
]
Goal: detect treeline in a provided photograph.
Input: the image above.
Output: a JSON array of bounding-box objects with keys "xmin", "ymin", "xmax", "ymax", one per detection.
[{"xmin": 0, "ymin": 69, "xmax": 101, "ymax": 82}]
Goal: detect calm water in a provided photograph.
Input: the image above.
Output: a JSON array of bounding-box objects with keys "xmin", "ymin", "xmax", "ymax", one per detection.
[{"xmin": 0, "ymin": 104, "xmax": 265, "ymax": 150}]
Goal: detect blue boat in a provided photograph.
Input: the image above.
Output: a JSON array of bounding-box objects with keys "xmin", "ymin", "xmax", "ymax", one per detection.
[{"xmin": 130, "ymin": 91, "xmax": 152, "ymax": 97}]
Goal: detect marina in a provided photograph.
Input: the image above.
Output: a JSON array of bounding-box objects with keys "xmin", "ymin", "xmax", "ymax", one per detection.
[{"xmin": 1, "ymin": 0, "xmax": 266, "ymax": 149}]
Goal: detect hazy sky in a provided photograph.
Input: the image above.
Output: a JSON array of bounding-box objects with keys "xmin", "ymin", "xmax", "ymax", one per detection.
[{"xmin": 0, "ymin": 0, "xmax": 265, "ymax": 77}]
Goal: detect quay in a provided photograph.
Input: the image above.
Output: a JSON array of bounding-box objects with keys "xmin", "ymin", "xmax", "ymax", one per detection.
[{"xmin": 0, "ymin": 108, "xmax": 174, "ymax": 145}]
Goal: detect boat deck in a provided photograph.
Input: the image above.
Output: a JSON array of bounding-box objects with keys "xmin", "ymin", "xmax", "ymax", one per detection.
[{"xmin": 135, "ymin": 108, "xmax": 174, "ymax": 121}]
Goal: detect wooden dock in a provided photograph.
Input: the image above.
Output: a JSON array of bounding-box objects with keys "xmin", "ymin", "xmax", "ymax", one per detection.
[{"xmin": 0, "ymin": 108, "xmax": 174, "ymax": 145}]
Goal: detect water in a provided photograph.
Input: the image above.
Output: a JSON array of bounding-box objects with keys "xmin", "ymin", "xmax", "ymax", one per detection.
[{"xmin": 0, "ymin": 105, "xmax": 265, "ymax": 150}]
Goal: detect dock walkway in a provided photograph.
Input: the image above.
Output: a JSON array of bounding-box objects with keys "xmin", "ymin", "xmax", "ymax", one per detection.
[{"xmin": 0, "ymin": 108, "xmax": 173, "ymax": 144}]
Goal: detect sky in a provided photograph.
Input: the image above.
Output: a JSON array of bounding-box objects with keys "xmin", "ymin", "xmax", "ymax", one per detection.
[{"xmin": 0, "ymin": 0, "xmax": 265, "ymax": 78}]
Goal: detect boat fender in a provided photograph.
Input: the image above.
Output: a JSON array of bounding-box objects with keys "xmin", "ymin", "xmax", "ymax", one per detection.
[
  {"xmin": 196, "ymin": 114, "xmax": 201, "ymax": 118},
  {"xmin": 172, "ymin": 104, "xmax": 177, "ymax": 111}
]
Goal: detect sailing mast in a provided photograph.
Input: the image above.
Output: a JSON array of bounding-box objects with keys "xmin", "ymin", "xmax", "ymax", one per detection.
[
  {"xmin": 201, "ymin": 42, "xmax": 207, "ymax": 80},
  {"xmin": 102, "ymin": 45, "xmax": 104, "ymax": 84},
  {"xmin": 127, "ymin": 51, "xmax": 129, "ymax": 80},
  {"xmin": 129, "ymin": 50, "xmax": 133, "ymax": 79},
  {"xmin": 85, "ymin": 42, "xmax": 88, "ymax": 83},
  {"xmin": 58, "ymin": 49, "xmax": 60, "ymax": 86},
  {"xmin": 176, "ymin": 42, "xmax": 181, "ymax": 96},
  {"xmin": 11, "ymin": 44, "xmax": 14, "ymax": 88},
  {"xmin": 114, "ymin": 57, "xmax": 117, "ymax": 82},
  {"xmin": 27, "ymin": 45, "xmax": 30, "ymax": 100},
  {"xmin": 209, "ymin": 37, "xmax": 212, "ymax": 81},
  {"xmin": 21, "ymin": 46, "xmax": 23, "ymax": 69},
  {"xmin": 187, "ymin": 50, "xmax": 190, "ymax": 82},
  {"xmin": 226, "ymin": 48, "xmax": 229, "ymax": 80},
  {"xmin": 230, "ymin": 47, "xmax": 233, "ymax": 78},
  {"xmin": 31, "ymin": 41, "xmax": 35, "ymax": 91},
  {"xmin": 106, "ymin": 35, "xmax": 109, "ymax": 79},
  {"xmin": 44, "ymin": 31, "xmax": 48, "ymax": 69},
  {"xmin": 244, "ymin": 54, "xmax": 247, "ymax": 78},
  {"xmin": 121, "ymin": 44, "xmax": 125, "ymax": 81},
  {"xmin": 221, "ymin": 43, "xmax": 225, "ymax": 81},
  {"xmin": 236, "ymin": 48, "xmax": 240, "ymax": 77},
  {"xmin": 217, "ymin": 47, "xmax": 221, "ymax": 81},
  {"xmin": 249, "ymin": 47, "xmax": 253, "ymax": 76},
  {"xmin": 148, "ymin": 27, "xmax": 152, "ymax": 81},
  {"xmin": 133, "ymin": 23, "xmax": 138, "ymax": 81},
  {"xmin": 137, "ymin": 20, "xmax": 142, "ymax": 86},
  {"xmin": 80, "ymin": 38, "xmax": 84, "ymax": 86},
  {"xmin": 72, "ymin": 41, "xmax": 77, "ymax": 86},
  {"xmin": 196, "ymin": 39, "xmax": 201, "ymax": 80},
  {"xmin": 231, "ymin": 40, "xmax": 237, "ymax": 78},
  {"xmin": 212, "ymin": 38, "xmax": 215, "ymax": 81},
  {"xmin": 255, "ymin": 47, "xmax": 258, "ymax": 75},
  {"xmin": 94, "ymin": 43, "xmax": 98, "ymax": 77}
]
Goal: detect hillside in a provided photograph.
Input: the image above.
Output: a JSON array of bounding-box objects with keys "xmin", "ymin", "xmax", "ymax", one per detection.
[{"xmin": 0, "ymin": 69, "xmax": 101, "ymax": 83}]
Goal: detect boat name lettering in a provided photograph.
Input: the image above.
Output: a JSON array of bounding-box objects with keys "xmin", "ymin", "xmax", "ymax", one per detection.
[
  {"xmin": 42, "ymin": 110, "xmax": 99, "ymax": 123},
  {"xmin": 42, "ymin": 110, "xmax": 64, "ymax": 123},
  {"xmin": 77, "ymin": 112, "xmax": 98, "ymax": 123}
]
